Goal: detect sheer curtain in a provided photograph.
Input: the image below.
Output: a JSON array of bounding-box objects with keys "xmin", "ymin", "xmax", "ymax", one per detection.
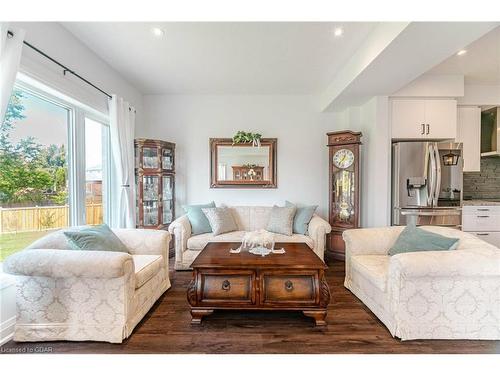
[
  {"xmin": 109, "ymin": 95, "xmax": 136, "ymax": 228},
  {"xmin": 0, "ymin": 23, "xmax": 25, "ymax": 123}
]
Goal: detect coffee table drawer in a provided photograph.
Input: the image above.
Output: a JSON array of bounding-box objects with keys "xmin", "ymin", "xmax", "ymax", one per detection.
[
  {"xmin": 200, "ymin": 271, "xmax": 255, "ymax": 304},
  {"xmin": 261, "ymin": 272, "xmax": 317, "ymax": 304}
]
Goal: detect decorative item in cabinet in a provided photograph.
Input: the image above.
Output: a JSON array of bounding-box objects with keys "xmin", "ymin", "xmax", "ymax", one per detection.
[
  {"xmin": 232, "ymin": 165, "xmax": 265, "ymax": 181},
  {"xmin": 135, "ymin": 139, "xmax": 176, "ymax": 236},
  {"xmin": 327, "ymin": 131, "xmax": 362, "ymax": 260}
]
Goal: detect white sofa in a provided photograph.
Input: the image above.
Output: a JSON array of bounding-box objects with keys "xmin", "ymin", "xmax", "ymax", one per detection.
[
  {"xmin": 343, "ymin": 226, "xmax": 500, "ymax": 340},
  {"xmin": 3, "ymin": 228, "xmax": 171, "ymax": 343},
  {"xmin": 169, "ymin": 206, "xmax": 332, "ymax": 270}
]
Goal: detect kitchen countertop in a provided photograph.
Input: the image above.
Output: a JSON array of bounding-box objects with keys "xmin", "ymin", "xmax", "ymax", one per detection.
[{"xmin": 463, "ymin": 200, "xmax": 500, "ymax": 206}]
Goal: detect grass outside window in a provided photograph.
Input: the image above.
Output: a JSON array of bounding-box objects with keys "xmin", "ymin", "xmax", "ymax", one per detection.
[{"xmin": 0, "ymin": 230, "xmax": 54, "ymax": 262}]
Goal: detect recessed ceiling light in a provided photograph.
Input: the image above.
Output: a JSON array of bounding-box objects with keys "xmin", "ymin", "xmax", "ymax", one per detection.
[
  {"xmin": 457, "ymin": 49, "xmax": 467, "ymax": 56},
  {"xmin": 151, "ymin": 27, "xmax": 165, "ymax": 37},
  {"xmin": 333, "ymin": 27, "xmax": 344, "ymax": 37}
]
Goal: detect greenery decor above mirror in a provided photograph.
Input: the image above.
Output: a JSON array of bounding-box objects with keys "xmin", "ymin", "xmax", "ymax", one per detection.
[
  {"xmin": 210, "ymin": 138, "xmax": 277, "ymax": 188},
  {"xmin": 232, "ymin": 131, "xmax": 262, "ymax": 146}
]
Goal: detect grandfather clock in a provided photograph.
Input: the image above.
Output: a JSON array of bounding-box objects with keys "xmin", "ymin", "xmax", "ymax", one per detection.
[{"xmin": 327, "ymin": 131, "xmax": 362, "ymax": 260}]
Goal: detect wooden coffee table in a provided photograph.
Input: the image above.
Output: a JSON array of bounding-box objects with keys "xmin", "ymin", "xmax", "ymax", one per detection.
[{"xmin": 187, "ymin": 242, "xmax": 330, "ymax": 326}]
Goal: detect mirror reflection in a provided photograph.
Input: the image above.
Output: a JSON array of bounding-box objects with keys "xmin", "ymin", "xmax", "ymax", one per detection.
[{"xmin": 217, "ymin": 145, "xmax": 270, "ymax": 182}]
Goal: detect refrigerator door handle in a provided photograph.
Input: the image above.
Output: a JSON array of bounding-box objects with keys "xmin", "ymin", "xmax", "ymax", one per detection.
[
  {"xmin": 433, "ymin": 143, "xmax": 441, "ymax": 206},
  {"xmin": 427, "ymin": 143, "xmax": 436, "ymax": 207},
  {"xmin": 423, "ymin": 142, "xmax": 430, "ymax": 206}
]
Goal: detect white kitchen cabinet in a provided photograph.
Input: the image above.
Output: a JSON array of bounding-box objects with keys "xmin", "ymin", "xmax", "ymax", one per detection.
[
  {"xmin": 469, "ymin": 232, "xmax": 500, "ymax": 248},
  {"xmin": 463, "ymin": 205, "xmax": 500, "ymax": 248},
  {"xmin": 456, "ymin": 106, "xmax": 481, "ymax": 172},
  {"xmin": 391, "ymin": 99, "xmax": 457, "ymax": 140},
  {"xmin": 391, "ymin": 99, "xmax": 426, "ymax": 138}
]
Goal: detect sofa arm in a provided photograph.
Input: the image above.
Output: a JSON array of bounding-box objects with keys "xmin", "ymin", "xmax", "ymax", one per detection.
[
  {"xmin": 307, "ymin": 215, "xmax": 331, "ymax": 260},
  {"xmin": 343, "ymin": 227, "xmax": 405, "ymax": 257},
  {"xmin": 113, "ymin": 229, "xmax": 170, "ymax": 270},
  {"xmin": 113, "ymin": 228, "xmax": 170, "ymax": 256},
  {"xmin": 3, "ymin": 249, "xmax": 134, "ymax": 279},
  {"xmin": 168, "ymin": 215, "xmax": 191, "ymax": 266},
  {"xmin": 390, "ymin": 248, "xmax": 500, "ymax": 279}
]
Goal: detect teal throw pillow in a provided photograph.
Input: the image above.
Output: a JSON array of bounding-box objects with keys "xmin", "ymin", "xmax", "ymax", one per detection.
[
  {"xmin": 285, "ymin": 201, "xmax": 318, "ymax": 235},
  {"xmin": 388, "ymin": 225, "xmax": 459, "ymax": 256},
  {"xmin": 63, "ymin": 224, "xmax": 129, "ymax": 253},
  {"xmin": 183, "ymin": 201, "xmax": 216, "ymax": 235}
]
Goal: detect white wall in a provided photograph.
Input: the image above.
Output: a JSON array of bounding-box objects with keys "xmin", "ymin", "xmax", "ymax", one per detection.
[
  {"xmin": 358, "ymin": 97, "xmax": 391, "ymax": 227},
  {"xmin": 392, "ymin": 74, "xmax": 464, "ymax": 97},
  {"xmin": 458, "ymin": 84, "xmax": 500, "ymax": 106},
  {"xmin": 334, "ymin": 97, "xmax": 392, "ymax": 228},
  {"xmin": 0, "ymin": 269, "xmax": 16, "ymax": 346},
  {"xmin": 141, "ymin": 95, "xmax": 343, "ymax": 218},
  {"xmin": 11, "ymin": 22, "xmax": 143, "ymax": 123},
  {"xmin": 141, "ymin": 94, "xmax": 392, "ymax": 227}
]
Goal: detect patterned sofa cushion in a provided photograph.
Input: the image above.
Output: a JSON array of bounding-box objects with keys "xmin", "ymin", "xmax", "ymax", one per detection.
[
  {"xmin": 133, "ymin": 254, "xmax": 163, "ymax": 289},
  {"xmin": 350, "ymin": 255, "xmax": 390, "ymax": 292},
  {"xmin": 229, "ymin": 206, "xmax": 273, "ymax": 231},
  {"xmin": 187, "ymin": 231, "xmax": 314, "ymax": 251}
]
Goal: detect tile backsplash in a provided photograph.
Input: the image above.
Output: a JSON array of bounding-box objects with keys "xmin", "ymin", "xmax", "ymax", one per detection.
[{"xmin": 463, "ymin": 157, "xmax": 500, "ymax": 199}]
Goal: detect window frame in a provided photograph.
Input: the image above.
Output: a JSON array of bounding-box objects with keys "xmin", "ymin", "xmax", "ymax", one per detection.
[
  {"xmin": 84, "ymin": 115, "xmax": 112, "ymax": 226},
  {"xmin": 12, "ymin": 77, "xmax": 111, "ymax": 227}
]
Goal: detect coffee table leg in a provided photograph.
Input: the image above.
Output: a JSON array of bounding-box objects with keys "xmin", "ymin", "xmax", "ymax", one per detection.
[
  {"xmin": 303, "ymin": 310, "xmax": 327, "ymax": 326},
  {"xmin": 191, "ymin": 309, "xmax": 214, "ymax": 324}
]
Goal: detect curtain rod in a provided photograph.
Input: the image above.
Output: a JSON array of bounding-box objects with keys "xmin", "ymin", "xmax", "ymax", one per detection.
[{"xmin": 7, "ymin": 30, "xmax": 113, "ymax": 100}]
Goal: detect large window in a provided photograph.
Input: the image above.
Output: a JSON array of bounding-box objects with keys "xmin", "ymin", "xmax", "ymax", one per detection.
[
  {"xmin": 0, "ymin": 81, "xmax": 110, "ymax": 261},
  {"xmin": 85, "ymin": 117, "xmax": 110, "ymax": 225}
]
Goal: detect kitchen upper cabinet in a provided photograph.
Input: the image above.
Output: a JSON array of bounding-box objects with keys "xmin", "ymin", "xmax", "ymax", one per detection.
[
  {"xmin": 391, "ymin": 99, "xmax": 457, "ymax": 139},
  {"xmin": 457, "ymin": 106, "xmax": 481, "ymax": 172},
  {"xmin": 391, "ymin": 99, "xmax": 426, "ymax": 138}
]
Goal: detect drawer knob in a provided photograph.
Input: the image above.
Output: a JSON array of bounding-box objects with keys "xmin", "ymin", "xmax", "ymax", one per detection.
[
  {"xmin": 221, "ymin": 280, "xmax": 231, "ymax": 291},
  {"xmin": 284, "ymin": 280, "xmax": 294, "ymax": 291}
]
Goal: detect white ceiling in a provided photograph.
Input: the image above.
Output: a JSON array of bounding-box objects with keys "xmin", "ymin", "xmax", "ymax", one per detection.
[
  {"xmin": 429, "ymin": 25, "xmax": 500, "ymax": 85},
  {"xmin": 61, "ymin": 22, "xmax": 378, "ymax": 95}
]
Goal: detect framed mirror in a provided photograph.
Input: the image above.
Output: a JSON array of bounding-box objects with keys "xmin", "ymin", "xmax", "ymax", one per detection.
[{"xmin": 210, "ymin": 138, "xmax": 277, "ymax": 188}]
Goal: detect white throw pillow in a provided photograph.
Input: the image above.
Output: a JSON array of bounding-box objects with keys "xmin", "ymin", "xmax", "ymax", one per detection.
[
  {"xmin": 201, "ymin": 207, "xmax": 238, "ymax": 236},
  {"xmin": 266, "ymin": 206, "xmax": 296, "ymax": 236}
]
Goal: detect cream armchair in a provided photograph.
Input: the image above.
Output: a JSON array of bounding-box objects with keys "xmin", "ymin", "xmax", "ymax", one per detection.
[
  {"xmin": 169, "ymin": 206, "xmax": 331, "ymax": 270},
  {"xmin": 343, "ymin": 226, "xmax": 500, "ymax": 340},
  {"xmin": 3, "ymin": 228, "xmax": 171, "ymax": 343}
]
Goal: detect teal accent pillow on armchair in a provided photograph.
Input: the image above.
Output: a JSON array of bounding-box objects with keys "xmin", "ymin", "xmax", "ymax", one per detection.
[
  {"xmin": 388, "ymin": 225, "xmax": 459, "ymax": 256},
  {"xmin": 64, "ymin": 224, "xmax": 129, "ymax": 253},
  {"xmin": 182, "ymin": 201, "xmax": 216, "ymax": 235}
]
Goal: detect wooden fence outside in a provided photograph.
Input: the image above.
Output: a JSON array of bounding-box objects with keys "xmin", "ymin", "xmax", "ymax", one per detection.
[{"xmin": 0, "ymin": 204, "xmax": 103, "ymax": 234}]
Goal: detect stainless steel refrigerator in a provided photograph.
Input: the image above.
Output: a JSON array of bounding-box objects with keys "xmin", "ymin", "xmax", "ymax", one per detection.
[{"xmin": 392, "ymin": 141, "xmax": 463, "ymax": 227}]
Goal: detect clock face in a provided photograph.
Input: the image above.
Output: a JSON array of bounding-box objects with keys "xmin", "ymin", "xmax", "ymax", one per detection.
[{"xmin": 333, "ymin": 149, "xmax": 355, "ymax": 169}]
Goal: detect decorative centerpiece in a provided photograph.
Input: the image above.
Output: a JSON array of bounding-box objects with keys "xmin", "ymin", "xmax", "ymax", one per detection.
[{"xmin": 230, "ymin": 229, "xmax": 285, "ymax": 256}]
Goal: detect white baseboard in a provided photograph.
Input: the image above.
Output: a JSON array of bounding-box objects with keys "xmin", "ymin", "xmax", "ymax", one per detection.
[{"xmin": 0, "ymin": 316, "xmax": 15, "ymax": 346}]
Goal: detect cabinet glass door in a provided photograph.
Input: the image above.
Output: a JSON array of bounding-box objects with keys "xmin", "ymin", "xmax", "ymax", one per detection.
[
  {"xmin": 143, "ymin": 147, "xmax": 159, "ymax": 169},
  {"xmin": 143, "ymin": 175, "xmax": 159, "ymax": 226},
  {"xmin": 162, "ymin": 175, "xmax": 173, "ymax": 225},
  {"xmin": 162, "ymin": 148, "xmax": 173, "ymax": 171},
  {"xmin": 332, "ymin": 170, "xmax": 355, "ymax": 226}
]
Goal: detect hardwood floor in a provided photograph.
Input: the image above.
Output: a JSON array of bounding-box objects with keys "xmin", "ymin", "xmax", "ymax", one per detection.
[{"xmin": 2, "ymin": 258, "xmax": 500, "ymax": 354}]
